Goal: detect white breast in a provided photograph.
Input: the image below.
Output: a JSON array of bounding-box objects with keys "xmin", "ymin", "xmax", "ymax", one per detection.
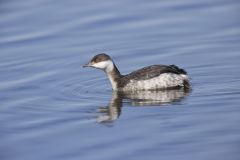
[{"xmin": 123, "ymin": 73, "xmax": 188, "ymax": 90}]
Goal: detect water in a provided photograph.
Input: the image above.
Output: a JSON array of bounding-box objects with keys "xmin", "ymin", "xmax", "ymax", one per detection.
[{"xmin": 1, "ymin": 0, "xmax": 240, "ymax": 159}]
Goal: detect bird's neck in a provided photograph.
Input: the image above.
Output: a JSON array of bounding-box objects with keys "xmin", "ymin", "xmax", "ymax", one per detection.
[{"xmin": 105, "ymin": 63, "xmax": 122, "ymax": 90}]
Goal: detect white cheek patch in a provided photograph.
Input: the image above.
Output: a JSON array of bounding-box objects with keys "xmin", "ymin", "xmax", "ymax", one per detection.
[
  {"xmin": 92, "ymin": 60, "xmax": 114, "ymax": 72},
  {"xmin": 92, "ymin": 61, "xmax": 108, "ymax": 69}
]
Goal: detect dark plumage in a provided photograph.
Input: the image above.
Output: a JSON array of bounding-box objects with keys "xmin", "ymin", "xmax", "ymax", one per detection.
[
  {"xmin": 124, "ymin": 65, "xmax": 187, "ymax": 80},
  {"xmin": 90, "ymin": 53, "xmax": 111, "ymax": 63}
]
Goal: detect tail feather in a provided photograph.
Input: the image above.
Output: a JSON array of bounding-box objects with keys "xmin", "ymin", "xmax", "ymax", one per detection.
[
  {"xmin": 183, "ymin": 79, "xmax": 190, "ymax": 88},
  {"xmin": 169, "ymin": 65, "xmax": 187, "ymax": 75}
]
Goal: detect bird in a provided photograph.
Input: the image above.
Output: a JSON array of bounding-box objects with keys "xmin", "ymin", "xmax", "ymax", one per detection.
[{"xmin": 83, "ymin": 53, "xmax": 190, "ymax": 91}]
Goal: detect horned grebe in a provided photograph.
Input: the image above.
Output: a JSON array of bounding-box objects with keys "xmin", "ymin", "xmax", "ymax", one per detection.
[{"xmin": 83, "ymin": 53, "xmax": 190, "ymax": 91}]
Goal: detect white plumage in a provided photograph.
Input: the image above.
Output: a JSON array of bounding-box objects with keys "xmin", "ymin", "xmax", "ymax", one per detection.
[{"xmin": 123, "ymin": 73, "xmax": 188, "ymax": 91}]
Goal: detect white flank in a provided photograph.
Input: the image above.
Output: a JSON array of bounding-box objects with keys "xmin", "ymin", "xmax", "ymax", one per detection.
[
  {"xmin": 180, "ymin": 74, "xmax": 189, "ymax": 80},
  {"xmin": 123, "ymin": 73, "xmax": 186, "ymax": 91}
]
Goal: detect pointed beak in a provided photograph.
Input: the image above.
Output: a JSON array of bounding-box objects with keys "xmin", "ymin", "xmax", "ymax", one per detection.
[
  {"xmin": 82, "ymin": 64, "xmax": 89, "ymax": 68},
  {"xmin": 82, "ymin": 62, "xmax": 92, "ymax": 68}
]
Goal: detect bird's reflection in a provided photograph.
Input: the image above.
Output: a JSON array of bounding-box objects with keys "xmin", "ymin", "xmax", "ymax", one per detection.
[{"xmin": 97, "ymin": 88, "xmax": 190, "ymax": 123}]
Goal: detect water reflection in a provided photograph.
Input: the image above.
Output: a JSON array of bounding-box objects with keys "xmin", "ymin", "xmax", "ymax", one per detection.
[{"xmin": 97, "ymin": 89, "xmax": 190, "ymax": 123}]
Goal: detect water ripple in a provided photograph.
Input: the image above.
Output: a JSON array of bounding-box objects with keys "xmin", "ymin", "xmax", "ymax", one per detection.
[{"xmin": 1, "ymin": 0, "xmax": 240, "ymax": 160}]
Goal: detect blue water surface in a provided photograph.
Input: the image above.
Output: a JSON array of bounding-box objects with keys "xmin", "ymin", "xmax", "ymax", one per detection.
[{"xmin": 1, "ymin": 0, "xmax": 240, "ymax": 160}]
